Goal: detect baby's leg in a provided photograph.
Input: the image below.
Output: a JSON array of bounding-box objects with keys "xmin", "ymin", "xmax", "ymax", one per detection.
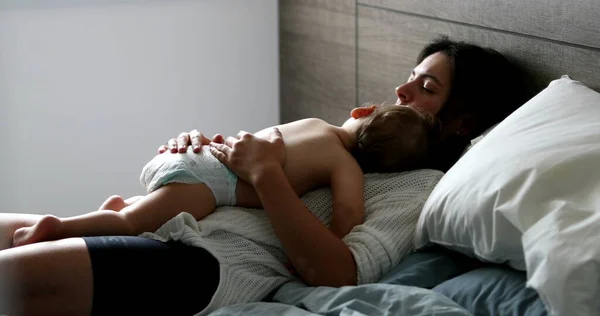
[
  {"xmin": 0, "ymin": 213, "xmax": 44, "ymax": 250},
  {"xmin": 235, "ymin": 179, "xmax": 263, "ymax": 208},
  {"xmin": 98, "ymin": 195, "xmax": 145, "ymax": 211},
  {"xmin": 12, "ymin": 183, "xmax": 216, "ymax": 247},
  {"xmin": 98, "ymin": 195, "xmax": 127, "ymax": 211}
]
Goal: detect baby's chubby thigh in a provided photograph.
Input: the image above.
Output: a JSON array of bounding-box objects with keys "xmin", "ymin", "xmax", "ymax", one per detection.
[{"xmin": 139, "ymin": 146, "xmax": 238, "ymax": 206}]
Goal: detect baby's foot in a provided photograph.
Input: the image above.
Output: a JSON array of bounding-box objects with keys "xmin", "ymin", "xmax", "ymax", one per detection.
[
  {"xmin": 98, "ymin": 195, "xmax": 127, "ymax": 211},
  {"xmin": 12, "ymin": 215, "xmax": 62, "ymax": 247}
]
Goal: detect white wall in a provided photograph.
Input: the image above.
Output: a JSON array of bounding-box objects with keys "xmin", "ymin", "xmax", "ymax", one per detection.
[{"xmin": 0, "ymin": 0, "xmax": 279, "ymax": 217}]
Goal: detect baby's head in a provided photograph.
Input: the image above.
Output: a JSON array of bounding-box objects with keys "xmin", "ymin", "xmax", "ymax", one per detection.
[{"xmin": 350, "ymin": 103, "xmax": 437, "ymax": 173}]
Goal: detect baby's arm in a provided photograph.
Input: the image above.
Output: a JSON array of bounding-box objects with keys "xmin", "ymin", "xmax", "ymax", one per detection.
[{"xmin": 329, "ymin": 156, "xmax": 365, "ymax": 239}]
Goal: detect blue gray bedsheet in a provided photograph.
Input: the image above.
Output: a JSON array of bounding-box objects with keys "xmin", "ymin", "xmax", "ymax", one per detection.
[
  {"xmin": 209, "ymin": 246, "xmax": 547, "ymax": 316},
  {"xmin": 379, "ymin": 246, "xmax": 548, "ymax": 316},
  {"xmin": 211, "ymin": 281, "xmax": 472, "ymax": 316}
]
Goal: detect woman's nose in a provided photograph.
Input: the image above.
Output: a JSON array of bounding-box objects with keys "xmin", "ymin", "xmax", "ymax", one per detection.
[{"xmin": 395, "ymin": 84, "xmax": 410, "ymax": 105}]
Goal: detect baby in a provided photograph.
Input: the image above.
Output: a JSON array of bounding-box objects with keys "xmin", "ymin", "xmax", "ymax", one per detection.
[{"xmin": 13, "ymin": 104, "xmax": 435, "ymax": 247}]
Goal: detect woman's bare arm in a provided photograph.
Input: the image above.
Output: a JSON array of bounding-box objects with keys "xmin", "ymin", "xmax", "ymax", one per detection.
[
  {"xmin": 253, "ymin": 164, "xmax": 357, "ymax": 286},
  {"xmin": 209, "ymin": 129, "xmax": 357, "ymax": 286},
  {"xmin": 328, "ymin": 157, "xmax": 365, "ymax": 239}
]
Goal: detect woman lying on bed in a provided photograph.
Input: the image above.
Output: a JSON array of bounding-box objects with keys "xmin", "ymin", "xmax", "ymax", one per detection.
[{"xmin": 0, "ymin": 36, "xmax": 527, "ymax": 316}]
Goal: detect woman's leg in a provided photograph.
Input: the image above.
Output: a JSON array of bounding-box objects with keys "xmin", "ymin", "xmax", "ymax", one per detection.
[
  {"xmin": 0, "ymin": 235, "xmax": 220, "ymax": 316},
  {"xmin": 81, "ymin": 236, "xmax": 219, "ymax": 316},
  {"xmin": 0, "ymin": 237, "xmax": 93, "ymax": 316}
]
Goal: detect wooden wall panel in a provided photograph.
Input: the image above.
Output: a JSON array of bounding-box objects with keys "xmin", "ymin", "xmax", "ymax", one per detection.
[
  {"xmin": 360, "ymin": 0, "xmax": 600, "ymax": 49},
  {"xmin": 357, "ymin": 6, "xmax": 600, "ymax": 108},
  {"xmin": 279, "ymin": 0, "xmax": 356, "ymax": 126},
  {"xmin": 279, "ymin": 2, "xmax": 600, "ymax": 128}
]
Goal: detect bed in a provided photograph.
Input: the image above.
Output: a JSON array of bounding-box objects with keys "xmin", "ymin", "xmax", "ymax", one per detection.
[{"xmin": 205, "ymin": 1, "xmax": 600, "ymax": 315}]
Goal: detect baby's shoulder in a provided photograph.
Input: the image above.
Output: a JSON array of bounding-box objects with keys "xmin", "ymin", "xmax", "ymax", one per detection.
[
  {"xmin": 280, "ymin": 118, "xmax": 339, "ymax": 140},
  {"xmin": 291, "ymin": 117, "xmax": 329, "ymax": 127}
]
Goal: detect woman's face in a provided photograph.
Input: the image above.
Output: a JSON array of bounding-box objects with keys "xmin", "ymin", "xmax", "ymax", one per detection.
[{"xmin": 395, "ymin": 52, "xmax": 453, "ymax": 116}]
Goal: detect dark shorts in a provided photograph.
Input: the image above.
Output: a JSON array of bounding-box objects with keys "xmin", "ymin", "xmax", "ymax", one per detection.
[{"xmin": 82, "ymin": 236, "xmax": 219, "ymax": 316}]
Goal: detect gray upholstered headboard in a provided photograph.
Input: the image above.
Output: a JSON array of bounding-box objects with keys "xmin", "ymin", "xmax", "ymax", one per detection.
[{"xmin": 279, "ymin": 0, "xmax": 600, "ymax": 126}]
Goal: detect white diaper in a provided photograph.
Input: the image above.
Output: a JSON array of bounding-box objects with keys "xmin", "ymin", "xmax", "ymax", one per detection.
[{"xmin": 139, "ymin": 146, "xmax": 237, "ymax": 206}]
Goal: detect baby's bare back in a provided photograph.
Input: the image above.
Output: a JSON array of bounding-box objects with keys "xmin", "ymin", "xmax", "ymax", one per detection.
[{"xmin": 235, "ymin": 118, "xmax": 354, "ymax": 208}]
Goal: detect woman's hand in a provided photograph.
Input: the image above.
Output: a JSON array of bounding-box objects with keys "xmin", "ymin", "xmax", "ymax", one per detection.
[
  {"xmin": 157, "ymin": 130, "xmax": 224, "ymax": 154},
  {"xmin": 209, "ymin": 128, "xmax": 286, "ymax": 185}
]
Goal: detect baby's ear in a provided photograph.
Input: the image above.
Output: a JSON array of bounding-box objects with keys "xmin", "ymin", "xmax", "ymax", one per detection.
[{"xmin": 350, "ymin": 105, "xmax": 377, "ymax": 119}]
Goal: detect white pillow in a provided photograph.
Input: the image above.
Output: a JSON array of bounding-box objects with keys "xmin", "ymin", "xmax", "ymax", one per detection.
[
  {"xmin": 415, "ymin": 75, "xmax": 600, "ymax": 316},
  {"xmin": 459, "ymin": 122, "xmax": 499, "ymax": 157}
]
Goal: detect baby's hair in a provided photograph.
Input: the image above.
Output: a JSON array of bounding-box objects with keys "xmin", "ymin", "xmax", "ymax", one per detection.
[{"xmin": 352, "ymin": 103, "xmax": 436, "ymax": 173}]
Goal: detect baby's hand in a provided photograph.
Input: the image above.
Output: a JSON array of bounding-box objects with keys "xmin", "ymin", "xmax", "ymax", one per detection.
[{"xmin": 157, "ymin": 130, "xmax": 224, "ymax": 154}]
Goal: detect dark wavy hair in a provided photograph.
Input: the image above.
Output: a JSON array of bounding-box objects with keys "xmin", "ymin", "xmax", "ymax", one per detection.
[{"xmin": 418, "ymin": 35, "xmax": 528, "ymax": 171}]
